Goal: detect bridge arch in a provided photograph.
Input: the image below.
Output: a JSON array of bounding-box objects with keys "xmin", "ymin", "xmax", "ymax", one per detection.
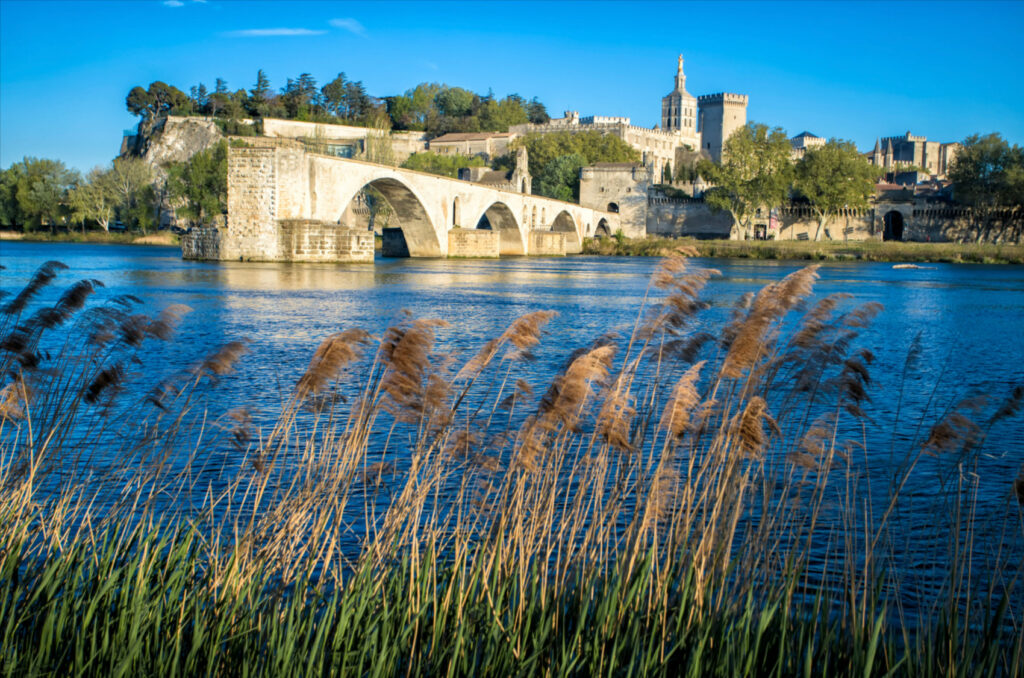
[
  {"xmin": 596, "ymin": 218, "xmax": 611, "ymax": 237},
  {"xmin": 339, "ymin": 176, "xmax": 441, "ymax": 257},
  {"xmin": 476, "ymin": 201, "xmax": 525, "ymax": 255},
  {"xmin": 551, "ymin": 210, "xmax": 581, "ymax": 252}
]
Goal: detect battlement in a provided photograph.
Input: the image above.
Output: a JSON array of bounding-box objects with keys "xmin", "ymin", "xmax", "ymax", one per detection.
[{"xmin": 697, "ymin": 93, "xmax": 749, "ymax": 105}]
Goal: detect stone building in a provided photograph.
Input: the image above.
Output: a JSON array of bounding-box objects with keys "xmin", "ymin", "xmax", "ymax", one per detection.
[
  {"xmin": 790, "ymin": 131, "xmax": 826, "ymax": 159},
  {"xmin": 867, "ymin": 131, "xmax": 960, "ymax": 177},
  {"xmin": 428, "ymin": 131, "xmax": 512, "ymax": 161},
  {"xmin": 458, "ymin": 145, "xmax": 531, "ymax": 194},
  {"xmin": 697, "ymin": 92, "xmax": 749, "ymax": 163},
  {"xmin": 509, "ymin": 55, "xmax": 748, "ymax": 179},
  {"xmin": 578, "ymin": 162, "xmax": 650, "ymax": 238},
  {"xmin": 661, "ymin": 55, "xmax": 700, "ymax": 148}
]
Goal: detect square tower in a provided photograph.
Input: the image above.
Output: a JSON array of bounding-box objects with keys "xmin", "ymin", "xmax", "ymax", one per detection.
[{"xmin": 697, "ymin": 93, "xmax": 749, "ymax": 163}]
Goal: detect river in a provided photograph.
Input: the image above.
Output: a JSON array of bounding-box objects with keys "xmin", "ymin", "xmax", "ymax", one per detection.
[{"xmin": 2, "ymin": 241, "xmax": 1023, "ymax": 608}]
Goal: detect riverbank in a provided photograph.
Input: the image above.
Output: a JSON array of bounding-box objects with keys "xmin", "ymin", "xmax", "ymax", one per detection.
[
  {"xmin": 583, "ymin": 235, "xmax": 1024, "ymax": 264},
  {"xmin": 0, "ymin": 229, "xmax": 178, "ymax": 247}
]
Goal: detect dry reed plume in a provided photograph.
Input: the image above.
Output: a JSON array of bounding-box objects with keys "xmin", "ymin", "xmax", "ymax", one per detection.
[{"xmin": 0, "ymin": 255, "xmax": 1021, "ymax": 676}]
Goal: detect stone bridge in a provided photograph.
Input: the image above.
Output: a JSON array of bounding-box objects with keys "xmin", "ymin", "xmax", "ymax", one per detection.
[{"xmin": 187, "ymin": 141, "xmax": 621, "ymax": 262}]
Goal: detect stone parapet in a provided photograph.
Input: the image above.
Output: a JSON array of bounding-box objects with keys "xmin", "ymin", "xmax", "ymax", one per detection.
[{"xmin": 447, "ymin": 229, "xmax": 500, "ymax": 258}]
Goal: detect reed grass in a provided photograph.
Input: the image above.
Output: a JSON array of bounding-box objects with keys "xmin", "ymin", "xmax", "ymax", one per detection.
[
  {"xmin": 583, "ymin": 235, "xmax": 1024, "ymax": 264},
  {"xmin": 0, "ymin": 254, "xmax": 1021, "ymax": 676}
]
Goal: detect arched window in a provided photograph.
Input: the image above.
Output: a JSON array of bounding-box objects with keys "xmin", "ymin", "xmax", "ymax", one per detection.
[
  {"xmin": 452, "ymin": 197, "xmax": 460, "ymax": 227},
  {"xmin": 607, "ymin": 202, "xmax": 619, "ymax": 213}
]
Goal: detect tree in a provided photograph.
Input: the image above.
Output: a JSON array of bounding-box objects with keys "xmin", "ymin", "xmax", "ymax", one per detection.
[
  {"xmin": 166, "ymin": 141, "xmax": 228, "ymax": 227},
  {"xmin": 68, "ymin": 167, "xmax": 117, "ymax": 231},
  {"xmin": 697, "ymin": 122, "xmax": 793, "ymax": 239},
  {"xmin": 536, "ymin": 153, "xmax": 586, "ymax": 202},
  {"xmin": 511, "ymin": 131, "xmax": 640, "ymax": 199},
  {"xmin": 69, "ymin": 158, "xmax": 155, "ymax": 233},
  {"xmin": 794, "ymin": 139, "xmax": 881, "ymax": 241},
  {"xmin": 948, "ymin": 133, "xmax": 1024, "ymax": 242},
  {"xmin": 526, "ymin": 98, "xmax": 550, "ymax": 124},
  {"xmin": 248, "ymin": 69, "xmax": 272, "ymax": 117},
  {"xmin": 0, "ymin": 158, "xmax": 79, "ymax": 231},
  {"xmin": 125, "ymin": 81, "xmax": 190, "ymax": 120},
  {"xmin": 0, "ymin": 162, "xmax": 27, "ymax": 227}
]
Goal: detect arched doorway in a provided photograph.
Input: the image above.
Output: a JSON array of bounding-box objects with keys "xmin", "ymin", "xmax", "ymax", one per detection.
[
  {"xmin": 452, "ymin": 197, "xmax": 460, "ymax": 227},
  {"xmin": 340, "ymin": 177, "xmax": 440, "ymax": 257},
  {"xmin": 595, "ymin": 220, "xmax": 611, "ymax": 238},
  {"xmin": 476, "ymin": 202, "xmax": 524, "ymax": 255},
  {"xmin": 883, "ymin": 211, "xmax": 904, "ymax": 241}
]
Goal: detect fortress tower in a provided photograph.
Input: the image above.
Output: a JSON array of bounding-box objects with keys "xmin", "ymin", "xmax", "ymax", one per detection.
[
  {"xmin": 697, "ymin": 92, "xmax": 749, "ymax": 163},
  {"xmin": 661, "ymin": 54, "xmax": 698, "ymax": 137}
]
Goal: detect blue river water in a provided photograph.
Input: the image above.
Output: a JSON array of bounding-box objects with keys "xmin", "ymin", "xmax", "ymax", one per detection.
[{"xmin": 2, "ymin": 241, "xmax": 1023, "ymax": 605}]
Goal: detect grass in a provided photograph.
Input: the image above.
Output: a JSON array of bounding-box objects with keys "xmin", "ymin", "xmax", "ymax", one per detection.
[
  {"xmin": 0, "ymin": 229, "xmax": 179, "ymax": 247},
  {"xmin": 583, "ymin": 235, "xmax": 1024, "ymax": 264},
  {"xmin": 0, "ymin": 256, "xmax": 1022, "ymax": 676}
]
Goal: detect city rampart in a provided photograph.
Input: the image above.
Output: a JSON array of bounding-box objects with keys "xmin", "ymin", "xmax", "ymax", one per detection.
[{"xmin": 642, "ymin": 198, "xmax": 1023, "ymax": 244}]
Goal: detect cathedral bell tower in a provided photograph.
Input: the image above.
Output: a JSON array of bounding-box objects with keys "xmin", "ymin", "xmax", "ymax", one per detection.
[{"xmin": 661, "ymin": 54, "xmax": 697, "ymax": 135}]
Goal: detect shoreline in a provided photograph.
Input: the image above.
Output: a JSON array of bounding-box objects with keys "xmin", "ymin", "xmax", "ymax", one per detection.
[
  {"xmin": 582, "ymin": 236, "xmax": 1024, "ymax": 264},
  {"xmin": 0, "ymin": 230, "xmax": 179, "ymax": 247}
]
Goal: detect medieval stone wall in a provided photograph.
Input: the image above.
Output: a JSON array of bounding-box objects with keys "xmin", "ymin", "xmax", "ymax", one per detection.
[
  {"xmin": 645, "ymin": 199, "xmax": 734, "ymax": 238},
  {"xmin": 447, "ymin": 229, "xmax": 500, "ymax": 258},
  {"xmin": 643, "ymin": 199, "xmax": 1023, "ymax": 244}
]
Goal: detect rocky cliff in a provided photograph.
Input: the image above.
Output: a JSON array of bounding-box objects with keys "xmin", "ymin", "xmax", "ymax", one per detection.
[{"xmin": 122, "ymin": 116, "xmax": 224, "ymax": 179}]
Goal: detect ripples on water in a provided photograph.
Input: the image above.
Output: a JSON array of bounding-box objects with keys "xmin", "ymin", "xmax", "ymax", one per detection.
[{"xmin": 2, "ymin": 242, "xmax": 1023, "ymax": 612}]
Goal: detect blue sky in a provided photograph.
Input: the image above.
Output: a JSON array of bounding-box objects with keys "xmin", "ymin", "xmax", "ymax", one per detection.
[{"xmin": 2, "ymin": 0, "xmax": 1022, "ymax": 171}]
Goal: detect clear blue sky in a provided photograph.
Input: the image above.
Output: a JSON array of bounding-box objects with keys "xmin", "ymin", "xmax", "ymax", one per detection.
[{"xmin": 2, "ymin": 0, "xmax": 1022, "ymax": 171}]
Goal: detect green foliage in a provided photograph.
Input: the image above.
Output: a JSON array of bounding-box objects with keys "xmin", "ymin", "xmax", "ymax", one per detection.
[
  {"xmin": 387, "ymin": 83, "xmax": 544, "ymax": 136},
  {"xmin": 698, "ymin": 122, "xmax": 793, "ymax": 238},
  {"xmin": 536, "ymin": 153, "xmax": 586, "ymax": 202},
  {"xmin": 166, "ymin": 141, "xmax": 227, "ymax": 227},
  {"xmin": 127, "ymin": 72, "xmax": 547, "ymax": 139},
  {"xmin": 125, "ymin": 81, "xmax": 191, "ymax": 120},
  {"xmin": 215, "ymin": 118, "xmax": 258, "ymax": 137},
  {"xmin": 513, "ymin": 131, "xmax": 640, "ymax": 200},
  {"xmin": 0, "ymin": 157, "xmax": 79, "ymax": 231},
  {"xmin": 949, "ymin": 133, "xmax": 1024, "ymax": 209},
  {"xmin": 400, "ymin": 151, "xmax": 486, "ymax": 178},
  {"xmin": 68, "ymin": 167, "xmax": 117, "ymax": 231},
  {"xmin": 794, "ymin": 139, "xmax": 882, "ymax": 240}
]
